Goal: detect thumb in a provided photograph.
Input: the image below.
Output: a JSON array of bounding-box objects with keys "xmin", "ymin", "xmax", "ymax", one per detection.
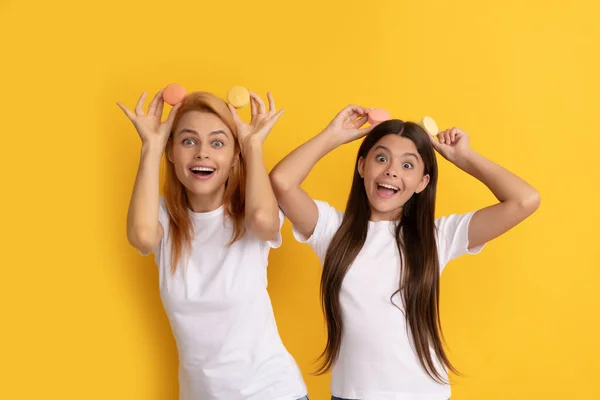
[
  {"xmin": 165, "ymin": 102, "xmax": 182, "ymax": 127},
  {"xmin": 355, "ymin": 125, "xmax": 375, "ymax": 139},
  {"xmin": 227, "ymin": 103, "xmax": 243, "ymax": 125},
  {"xmin": 428, "ymin": 133, "xmax": 444, "ymax": 152}
]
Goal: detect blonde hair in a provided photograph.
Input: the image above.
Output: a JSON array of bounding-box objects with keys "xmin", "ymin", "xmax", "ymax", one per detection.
[{"xmin": 164, "ymin": 92, "xmax": 246, "ymax": 273}]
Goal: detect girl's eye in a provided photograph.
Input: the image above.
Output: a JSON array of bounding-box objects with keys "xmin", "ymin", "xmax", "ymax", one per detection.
[
  {"xmin": 376, "ymin": 155, "xmax": 387, "ymax": 162},
  {"xmin": 403, "ymin": 162, "xmax": 413, "ymax": 169},
  {"xmin": 212, "ymin": 141, "xmax": 224, "ymax": 148},
  {"xmin": 183, "ymin": 138, "xmax": 196, "ymax": 146}
]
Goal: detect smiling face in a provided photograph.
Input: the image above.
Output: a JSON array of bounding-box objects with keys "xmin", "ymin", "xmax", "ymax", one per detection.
[
  {"xmin": 168, "ymin": 110, "xmax": 238, "ymax": 211},
  {"xmin": 358, "ymin": 133, "xmax": 430, "ymax": 221}
]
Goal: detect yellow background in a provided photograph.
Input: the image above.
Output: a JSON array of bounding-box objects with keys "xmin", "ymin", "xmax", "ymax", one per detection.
[{"xmin": 1, "ymin": 0, "xmax": 598, "ymax": 399}]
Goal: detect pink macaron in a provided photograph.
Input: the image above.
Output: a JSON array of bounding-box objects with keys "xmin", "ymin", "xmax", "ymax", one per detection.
[
  {"xmin": 368, "ymin": 108, "xmax": 391, "ymax": 125},
  {"xmin": 163, "ymin": 83, "xmax": 187, "ymax": 106}
]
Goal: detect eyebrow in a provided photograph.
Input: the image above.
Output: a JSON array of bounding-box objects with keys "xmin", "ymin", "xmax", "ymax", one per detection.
[
  {"xmin": 374, "ymin": 145, "xmax": 420, "ymax": 161},
  {"xmin": 177, "ymin": 129, "xmax": 229, "ymax": 138}
]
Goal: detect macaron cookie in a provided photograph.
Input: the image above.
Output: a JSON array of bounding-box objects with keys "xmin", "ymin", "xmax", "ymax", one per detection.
[
  {"xmin": 368, "ymin": 108, "xmax": 391, "ymax": 125},
  {"xmin": 421, "ymin": 116, "xmax": 439, "ymax": 136},
  {"xmin": 227, "ymin": 86, "xmax": 250, "ymax": 108},
  {"xmin": 162, "ymin": 83, "xmax": 187, "ymax": 106}
]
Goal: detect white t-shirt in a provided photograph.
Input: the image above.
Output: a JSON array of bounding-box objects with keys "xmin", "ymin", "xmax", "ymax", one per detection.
[
  {"xmin": 150, "ymin": 197, "xmax": 307, "ymax": 400},
  {"xmin": 292, "ymin": 200, "xmax": 485, "ymax": 400}
]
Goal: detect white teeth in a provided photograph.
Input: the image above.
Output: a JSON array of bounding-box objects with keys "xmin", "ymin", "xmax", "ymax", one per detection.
[
  {"xmin": 378, "ymin": 183, "xmax": 399, "ymax": 191},
  {"xmin": 191, "ymin": 167, "xmax": 215, "ymax": 172}
]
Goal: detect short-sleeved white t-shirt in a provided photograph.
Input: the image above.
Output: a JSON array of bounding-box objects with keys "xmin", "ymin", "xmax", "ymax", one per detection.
[
  {"xmin": 292, "ymin": 200, "xmax": 485, "ymax": 400},
  {"xmin": 150, "ymin": 197, "xmax": 307, "ymax": 400}
]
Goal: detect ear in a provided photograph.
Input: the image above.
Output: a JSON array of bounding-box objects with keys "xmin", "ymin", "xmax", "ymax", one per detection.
[
  {"xmin": 415, "ymin": 174, "xmax": 430, "ymax": 194},
  {"xmin": 358, "ymin": 156, "xmax": 366, "ymax": 178},
  {"xmin": 167, "ymin": 143, "xmax": 174, "ymax": 163},
  {"xmin": 231, "ymin": 152, "xmax": 239, "ymax": 168}
]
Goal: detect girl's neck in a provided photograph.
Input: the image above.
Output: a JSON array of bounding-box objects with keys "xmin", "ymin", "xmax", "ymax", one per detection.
[{"xmin": 369, "ymin": 207, "xmax": 403, "ymax": 222}]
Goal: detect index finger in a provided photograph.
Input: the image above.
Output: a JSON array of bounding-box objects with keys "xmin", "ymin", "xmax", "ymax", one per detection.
[
  {"xmin": 227, "ymin": 103, "xmax": 243, "ymax": 125},
  {"xmin": 340, "ymin": 104, "xmax": 368, "ymax": 118}
]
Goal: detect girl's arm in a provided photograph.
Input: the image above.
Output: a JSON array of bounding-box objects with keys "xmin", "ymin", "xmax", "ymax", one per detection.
[
  {"xmin": 431, "ymin": 127, "xmax": 541, "ymax": 249},
  {"xmin": 270, "ymin": 105, "xmax": 374, "ymax": 238}
]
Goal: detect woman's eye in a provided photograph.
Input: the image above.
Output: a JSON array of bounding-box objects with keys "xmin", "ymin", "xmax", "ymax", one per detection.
[
  {"xmin": 403, "ymin": 162, "xmax": 413, "ymax": 169},
  {"xmin": 183, "ymin": 138, "xmax": 196, "ymax": 146},
  {"xmin": 212, "ymin": 141, "xmax": 224, "ymax": 148},
  {"xmin": 376, "ymin": 155, "xmax": 387, "ymax": 162}
]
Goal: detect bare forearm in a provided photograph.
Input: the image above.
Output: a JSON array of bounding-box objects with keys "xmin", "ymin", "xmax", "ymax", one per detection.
[
  {"xmin": 242, "ymin": 139, "xmax": 279, "ymax": 239},
  {"xmin": 127, "ymin": 143, "xmax": 163, "ymax": 246},
  {"xmin": 270, "ymin": 105, "xmax": 371, "ymax": 237},
  {"xmin": 455, "ymin": 150, "xmax": 540, "ymax": 206},
  {"xmin": 271, "ymin": 129, "xmax": 339, "ymax": 191}
]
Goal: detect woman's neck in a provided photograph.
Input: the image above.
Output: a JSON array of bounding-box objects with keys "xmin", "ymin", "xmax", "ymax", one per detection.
[{"xmin": 186, "ymin": 188, "xmax": 225, "ymax": 213}]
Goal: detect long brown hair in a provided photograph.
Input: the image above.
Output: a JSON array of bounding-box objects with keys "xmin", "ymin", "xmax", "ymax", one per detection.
[
  {"xmin": 163, "ymin": 92, "xmax": 246, "ymax": 273},
  {"xmin": 318, "ymin": 120, "xmax": 457, "ymax": 383}
]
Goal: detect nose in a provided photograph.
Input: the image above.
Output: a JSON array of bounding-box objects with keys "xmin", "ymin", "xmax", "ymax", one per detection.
[
  {"xmin": 195, "ymin": 144, "xmax": 210, "ymax": 159},
  {"xmin": 385, "ymin": 169, "xmax": 398, "ymax": 179}
]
